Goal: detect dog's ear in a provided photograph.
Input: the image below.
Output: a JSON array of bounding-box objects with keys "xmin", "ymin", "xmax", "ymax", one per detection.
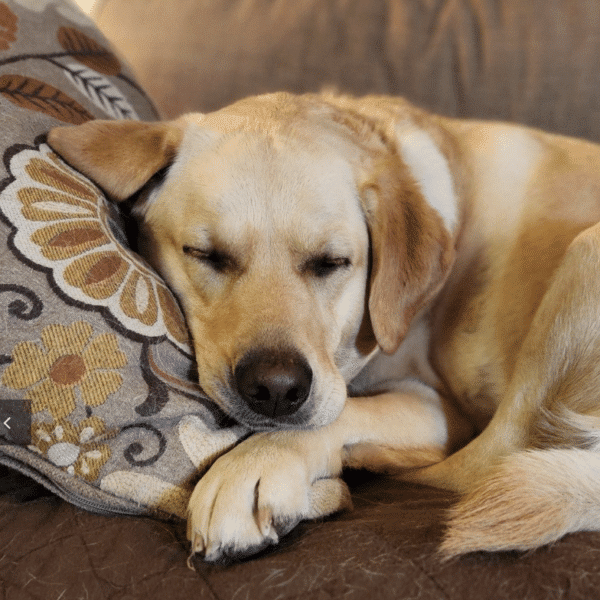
[
  {"xmin": 361, "ymin": 144, "xmax": 456, "ymax": 355},
  {"xmin": 47, "ymin": 120, "xmax": 185, "ymax": 201}
]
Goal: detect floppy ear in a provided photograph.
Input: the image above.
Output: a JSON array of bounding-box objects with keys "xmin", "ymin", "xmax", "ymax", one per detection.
[
  {"xmin": 361, "ymin": 152, "xmax": 456, "ymax": 354},
  {"xmin": 47, "ymin": 120, "xmax": 185, "ymax": 201}
]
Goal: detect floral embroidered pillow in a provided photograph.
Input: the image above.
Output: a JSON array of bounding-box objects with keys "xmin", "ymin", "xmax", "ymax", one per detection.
[{"xmin": 0, "ymin": 0, "xmax": 245, "ymax": 518}]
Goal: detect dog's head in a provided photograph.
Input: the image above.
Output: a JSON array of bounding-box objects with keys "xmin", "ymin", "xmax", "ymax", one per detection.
[{"xmin": 47, "ymin": 93, "xmax": 456, "ymax": 430}]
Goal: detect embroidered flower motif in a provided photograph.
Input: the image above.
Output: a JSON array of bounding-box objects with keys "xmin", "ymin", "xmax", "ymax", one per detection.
[
  {"xmin": 1, "ymin": 321, "xmax": 126, "ymax": 418},
  {"xmin": 0, "ymin": 3, "xmax": 18, "ymax": 51},
  {"xmin": 0, "ymin": 144, "xmax": 190, "ymax": 352},
  {"xmin": 30, "ymin": 416, "xmax": 111, "ymax": 481}
]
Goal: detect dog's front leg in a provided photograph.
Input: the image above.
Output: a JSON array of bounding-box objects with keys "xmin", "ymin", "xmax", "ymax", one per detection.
[{"xmin": 187, "ymin": 381, "xmax": 471, "ymax": 561}]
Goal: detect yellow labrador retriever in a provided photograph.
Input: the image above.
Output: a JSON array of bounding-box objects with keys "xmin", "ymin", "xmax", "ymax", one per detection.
[{"xmin": 48, "ymin": 92, "xmax": 600, "ymax": 561}]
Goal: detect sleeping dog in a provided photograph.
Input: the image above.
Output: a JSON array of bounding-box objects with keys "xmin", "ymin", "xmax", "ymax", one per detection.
[{"xmin": 48, "ymin": 92, "xmax": 600, "ymax": 561}]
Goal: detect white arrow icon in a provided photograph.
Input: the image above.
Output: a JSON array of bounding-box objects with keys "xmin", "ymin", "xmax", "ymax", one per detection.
[{"xmin": 3, "ymin": 418, "xmax": 10, "ymax": 429}]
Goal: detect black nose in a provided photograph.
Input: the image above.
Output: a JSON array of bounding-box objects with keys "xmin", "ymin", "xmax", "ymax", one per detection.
[{"xmin": 234, "ymin": 349, "xmax": 313, "ymax": 418}]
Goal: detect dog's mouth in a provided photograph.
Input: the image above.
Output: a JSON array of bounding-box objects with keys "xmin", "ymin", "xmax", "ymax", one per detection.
[{"xmin": 214, "ymin": 387, "xmax": 319, "ymax": 431}]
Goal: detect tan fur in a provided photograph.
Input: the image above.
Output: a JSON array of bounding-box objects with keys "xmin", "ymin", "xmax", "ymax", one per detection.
[
  {"xmin": 361, "ymin": 155, "xmax": 455, "ymax": 353},
  {"xmin": 47, "ymin": 92, "xmax": 600, "ymax": 561},
  {"xmin": 440, "ymin": 449, "xmax": 600, "ymax": 557}
]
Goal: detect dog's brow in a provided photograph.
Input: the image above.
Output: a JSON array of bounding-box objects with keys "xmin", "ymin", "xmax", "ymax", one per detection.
[{"xmin": 180, "ymin": 227, "xmax": 212, "ymax": 248}]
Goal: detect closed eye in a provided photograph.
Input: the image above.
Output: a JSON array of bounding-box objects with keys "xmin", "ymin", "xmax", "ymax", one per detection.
[
  {"xmin": 182, "ymin": 245, "xmax": 235, "ymax": 273},
  {"xmin": 303, "ymin": 255, "xmax": 351, "ymax": 278}
]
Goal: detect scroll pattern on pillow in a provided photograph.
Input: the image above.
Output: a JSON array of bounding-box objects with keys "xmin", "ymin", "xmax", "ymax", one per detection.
[{"xmin": 0, "ymin": 0, "xmax": 246, "ymax": 519}]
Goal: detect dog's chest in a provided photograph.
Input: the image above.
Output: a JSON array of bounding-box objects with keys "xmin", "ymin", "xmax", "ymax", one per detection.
[{"xmin": 348, "ymin": 316, "xmax": 440, "ymax": 396}]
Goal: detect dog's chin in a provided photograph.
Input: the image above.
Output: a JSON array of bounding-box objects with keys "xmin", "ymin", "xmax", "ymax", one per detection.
[
  {"xmin": 224, "ymin": 406, "xmax": 327, "ymax": 432},
  {"xmin": 206, "ymin": 379, "xmax": 348, "ymax": 431}
]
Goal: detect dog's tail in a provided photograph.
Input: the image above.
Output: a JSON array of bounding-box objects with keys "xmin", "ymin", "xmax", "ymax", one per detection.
[{"xmin": 440, "ymin": 448, "xmax": 600, "ymax": 557}]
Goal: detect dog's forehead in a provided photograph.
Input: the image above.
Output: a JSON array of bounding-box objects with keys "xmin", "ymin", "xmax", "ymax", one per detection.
[{"xmin": 169, "ymin": 126, "xmax": 365, "ymax": 233}]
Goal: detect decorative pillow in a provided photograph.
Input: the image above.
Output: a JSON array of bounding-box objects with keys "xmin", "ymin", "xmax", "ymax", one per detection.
[{"xmin": 0, "ymin": 0, "xmax": 246, "ymax": 519}]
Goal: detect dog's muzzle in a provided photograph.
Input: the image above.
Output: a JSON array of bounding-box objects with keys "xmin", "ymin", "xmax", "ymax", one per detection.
[{"xmin": 234, "ymin": 349, "xmax": 313, "ymax": 418}]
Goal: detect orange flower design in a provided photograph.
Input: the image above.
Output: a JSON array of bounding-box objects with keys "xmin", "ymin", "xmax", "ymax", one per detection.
[
  {"xmin": 0, "ymin": 144, "xmax": 190, "ymax": 352},
  {"xmin": 1, "ymin": 321, "xmax": 126, "ymax": 419},
  {"xmin": 0, "ymin": 3, "xmax": 18, "ymax": 52}
]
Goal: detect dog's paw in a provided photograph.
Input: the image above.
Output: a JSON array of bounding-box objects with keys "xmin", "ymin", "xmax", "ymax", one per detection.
[{"xmin": 186, "ymin": 432, "xmax": 351, "ymax": 561}]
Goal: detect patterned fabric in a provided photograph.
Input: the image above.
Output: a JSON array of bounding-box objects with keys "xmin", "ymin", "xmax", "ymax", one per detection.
[{"xmin": 0, "ymin": 0, "xmax": 246, "ymax": 519}]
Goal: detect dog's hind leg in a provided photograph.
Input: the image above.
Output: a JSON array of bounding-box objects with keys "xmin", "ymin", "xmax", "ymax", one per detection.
[{"xmin": 406, "ymin": 221, "xmax": 600, "ymax": 555}]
